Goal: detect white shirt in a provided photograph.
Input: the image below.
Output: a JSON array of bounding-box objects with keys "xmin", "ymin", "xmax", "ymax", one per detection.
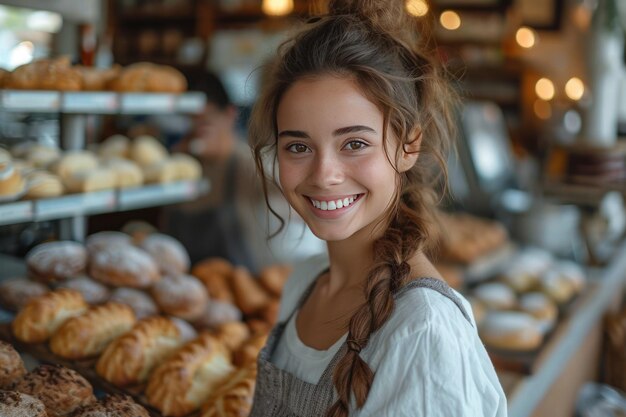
[{"xmin": 271, "ymin": 254, "xmax": 508, "ymax": 417}]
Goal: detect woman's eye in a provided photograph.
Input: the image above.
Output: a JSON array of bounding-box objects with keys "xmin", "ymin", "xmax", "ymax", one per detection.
[
  {"xmin": 344, "ymin": 140, "xmax": 367, "ymax": 151},
  {"xmin": 287, "ymin": 143, "xmax": 310, "ymax": 153}
]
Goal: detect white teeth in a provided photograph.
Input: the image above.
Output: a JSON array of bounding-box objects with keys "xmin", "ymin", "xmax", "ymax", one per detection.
[{"xmin": 310, "ymin": 195, "xmax": 359, "ymax": 211}]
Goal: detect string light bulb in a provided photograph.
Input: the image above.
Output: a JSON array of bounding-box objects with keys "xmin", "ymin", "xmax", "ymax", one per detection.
[
  {"xmin": 262, "ymin": 0, "xmax": 294, "ymax": 16},
  {"xmin": 440, "ymin": 10, "xmax": 461, "ymax": 30},
  {"xmin": 406, "ymin": 0, "xmax": 429, "ymax": 17},
  {"xmin": 515, "ymin": 27, "xmax": 536, "ymax": 48},
  {"xmin": 535, "ymin": 78, "xmax": 555, "ymax": 101},
  {"xmin": 565, "ymin": 77, "xmax": 585, "ymax": 101}
]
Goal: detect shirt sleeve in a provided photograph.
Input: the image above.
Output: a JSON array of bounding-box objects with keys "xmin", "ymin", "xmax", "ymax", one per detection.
[{"xmin": 353, "ymin": 321, "xmax": 507, "ymax": 417}]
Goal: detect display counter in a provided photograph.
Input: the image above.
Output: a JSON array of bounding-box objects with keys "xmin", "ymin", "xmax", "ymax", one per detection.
[{"xmin": 506, "ymin": 242, "xmax": 626, "ymax": 417}]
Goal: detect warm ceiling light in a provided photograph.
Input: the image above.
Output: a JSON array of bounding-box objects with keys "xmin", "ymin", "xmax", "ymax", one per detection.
[
  {"xmin": 565, "ymin": 77, "xmax": 585, "ymax": 101},
  {"xmin": 440, "ymin": 10, "xmax": 461, "ymax": 30},
  {"xmin": 515, "ymin": 27, "xmax": 536, "ymax": 48},
  {"xmin": 535, "ymin": 78, "xmax": 555, "ymax": 101},
  {"xmin": 406, "ymin": 0, "xmax": 428, "ymax": 17},
  {"xmin": 262, "ymin": 0, "xmax": 294, "ymax": 16},
  {"xmin": 533, "ymin": 99, "xmax": 552, "ymax": 120}
]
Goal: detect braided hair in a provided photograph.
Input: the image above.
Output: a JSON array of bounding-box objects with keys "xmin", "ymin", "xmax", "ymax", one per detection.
[{"xmin": 249, "ymin": 1, "xmax": 458, "ymax": 415}]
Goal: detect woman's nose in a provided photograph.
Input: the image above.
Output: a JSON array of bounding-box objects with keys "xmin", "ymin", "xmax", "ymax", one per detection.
[{"xmin": 309, "ymin": 151, "xmax": 344, "ymax": 187}]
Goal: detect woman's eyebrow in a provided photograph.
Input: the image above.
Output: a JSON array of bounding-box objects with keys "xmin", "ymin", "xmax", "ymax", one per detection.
[
  {"xmin": 277, "ymin": 130, "xmax": 310, "ymax": 139},
  {"xmin": 278, "ymin": 125, "xmax": 376, "ymax": 139},
  {"xmin": 333, "ymin": 125, "xmax": 376, "ymax": 136}
]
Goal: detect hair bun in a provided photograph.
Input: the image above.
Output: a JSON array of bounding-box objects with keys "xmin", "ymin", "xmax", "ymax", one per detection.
[{"xmin": 326, "ymin": 0, "xmax": 419, "ymax": 46}]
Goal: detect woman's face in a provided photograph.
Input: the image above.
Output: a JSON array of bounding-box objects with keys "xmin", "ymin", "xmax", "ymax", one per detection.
[{"xmin": 276, "ymin": 75, "xmax": 402, "ymax": 243}]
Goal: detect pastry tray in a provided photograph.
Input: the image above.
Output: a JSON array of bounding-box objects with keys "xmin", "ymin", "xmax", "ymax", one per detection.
[{"xmin": 0, "ymin": 323, "xmax": 201, "ymax": 417}]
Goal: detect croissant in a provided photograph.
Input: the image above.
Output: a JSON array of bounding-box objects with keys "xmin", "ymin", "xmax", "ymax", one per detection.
[{"xmin": 201, "ymin": 365, "xmax": 257, "ymax": 417}]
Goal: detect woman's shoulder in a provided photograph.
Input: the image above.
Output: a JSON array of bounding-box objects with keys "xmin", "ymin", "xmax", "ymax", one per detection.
[
  {"xmin": 276, "ymin": 253, "xmax": 329, "ymax": 322},
  {"xmin": 372, "ymin": 280, "xmax": 475, "ymax": 346}
]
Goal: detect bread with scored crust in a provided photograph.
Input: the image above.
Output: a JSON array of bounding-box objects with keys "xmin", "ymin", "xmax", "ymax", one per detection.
[
  {"xmin": 95, "ymin": 316, "xmax": 183, "ymax": 387},
  {"xmin": 12, "ymin": 289, "xmax": 87, "ymax": 343},
  {"xmin": 50, "ymin": 302, "xmax": 136, "ymax": 359},
  {"xmin": 146, "ymin": 333, "xmax": 234, "ymax": 417}
]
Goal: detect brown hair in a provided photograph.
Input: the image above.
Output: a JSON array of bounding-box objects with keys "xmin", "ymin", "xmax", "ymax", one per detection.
[{"xmin": 249, "ymin": 0, "xmax": 458, "ymax": 415}]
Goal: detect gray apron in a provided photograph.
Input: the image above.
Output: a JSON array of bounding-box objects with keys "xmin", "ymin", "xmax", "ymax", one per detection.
[{"xmin": 250, "ymin": 277, "xmax": 472, "ymax": 417}]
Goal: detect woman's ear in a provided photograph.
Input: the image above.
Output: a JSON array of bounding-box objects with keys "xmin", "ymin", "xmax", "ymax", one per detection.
[{"xmin": 398, "ymin": 128, "xmax": 422, "ymax": 173}]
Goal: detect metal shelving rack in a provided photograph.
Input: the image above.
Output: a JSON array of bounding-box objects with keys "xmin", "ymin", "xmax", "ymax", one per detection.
[{"xmin": 0, "ymin": 89, "xmax": 207, "ymax": 241}]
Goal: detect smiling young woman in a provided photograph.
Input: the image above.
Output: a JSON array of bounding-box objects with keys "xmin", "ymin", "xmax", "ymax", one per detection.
[{"xmin": 246, "ymin": 0, "xmax": 508, "ymax": 416}]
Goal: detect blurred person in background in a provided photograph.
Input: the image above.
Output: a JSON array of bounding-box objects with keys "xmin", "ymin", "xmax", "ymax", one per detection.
[{"xmin": 163, "ymin": 71, "xmax": 323, "ymax": 272}]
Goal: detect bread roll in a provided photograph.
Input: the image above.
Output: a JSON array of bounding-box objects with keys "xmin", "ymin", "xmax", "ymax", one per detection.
[
  {"xmin": 0, "ymin": 161, "xmax": 25, "ymax": 197},
  {"xmin": 14, "ymin": 364, "xmax": 96, "ymax": 417},
  {"xmin": 518, "ymin": 292, "xmax": 558, "ymax": 334},
  {"xmin": 26, "ymin": 241, "xmax": 87, "ymax": 283},
  {"xmin": 194, "ymin": 300, "xmax": 242, "ymax": 330},
  {"xmin": 0, "ymin": 278, "xmax": 49, "ymax": 312},
  {"xmin": 231, "ymin": 267, "xmax": 271, "ymax": 315},
  {"xmin": 170, "ymin": 316, "xmax": 198, "ymax": 343},
  {"xmin": 479, "ymin": 311, "xmax": 543, "ymax": 351},
  {"xmin": 233, "ymin": 334, "xmax": 268, "ymax": 367},
  {"xmin": 140, "ymin": 233, "xmax": 190, "ymax": 275},
  {"xmin": 63, "ymin": 168, "xmax": 116, "ymax": 193},
  {"xmin": 96, "ymin": 316, "xmax": 184, "ymax": 386},
  {"xmin": 109, "ymin": 62, "xmax": 186, "ymax": 93},
  {"xmin": 50, "ymin": 151, "xmax": 99, "ymax": 183},
  {"xmin": 98, "ymin": 134, "xmax": 130, "ymax": 159},
  {"xmin": 151, "ymin": 274, "xmax": 208, "ymax": 321},
  {"xmin": 0, "ymin": 391, "xmax": 48, "ymax": 417},
  {"xmin": 103, "ymin": 158, "xmax": 143, "ymax": 188},
  {"xmin": 85, "ymin": 231, "xmax": 132, "ymax": 255},
  {"xmin": 146, "ymin": 334, "xmax": 234, "ymax": 417},
  {"xmin": 473, "ymin": 282, "xmax": 516, "ymax": 310},
  {"xmin": 142, "ymin": 159, "xmax": 178, "ymax": 184},
  {"xmin": 200, "ymin": 365, "xmax": 257, "ymax": 417},
  {"xmin": 89, "ymin": 245, "xmax": 160, "ymax": 288},
  {"xmin": 130, "ymin": 135, "xmax": 168, "ymax": 167},
  {"xmin": 50, "ymin": 302, "xmax": 136, "ymax": 359},
  {"xmin": 214, "ymin": 321, "xmax": 250, "ymax": 352},
  {"xmin": 258, "ymin": 264, "xmax": 292, "ymax": 297},
  {"xmin": 55, "ymin": 276, "xmax": 111, "ymax": 305},
  {"xmin": 70, "ymin": 394, "xmax": 150, "ymax": 417},
  {"xmin": 75, "ymin": 65, "xmax": 121, "ymax": 91},
  {"xmin": 25, "ymin": 145, "xmax": 60, "ymax": 168},
  {"xmin": 171, "ymin": 153, "xmax": 202, "ymax": 180},
  {"xmin": 193, "ymin": 258, "xmax": 234, "ymax": 278},
  {"xmin": 0, "ymin": 341, "xmax": 27, "ymax": 389},
  {"xmin": 24, "ymin": 171, "xmax": 64, "ymax": 199},
  {"xmin": 12, "ymin": 289, "xmax": 88, "ymax": 343},
  {"xmin": 109, "ymin": 287, "xmax": 159, "ymax": 319}
]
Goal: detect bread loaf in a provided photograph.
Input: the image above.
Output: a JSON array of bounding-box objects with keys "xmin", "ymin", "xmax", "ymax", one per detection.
[
  {"xmin": 200, "ymin": 365, "xmax": 257, "ymax": 417},
  {"xmin": 146, "ymin": 334, "xmax": 234, "ymax": 417},
  {"xmin": 0, "ymin": 341, "xmax": 27, "ymax": 389},
  {"xmin": 50, "ymin": 302, "xmax": 136, "ymax": 359},
  {"xmin": 26, "ymin": 241, "xmax": 87, "ymax": 284},
  {"xmin": 96, "ymin": 316, "xmax": 184, "ymax": 386},
  {"xmin": 12, "ymin": 289, "xmax": 88, "ymax": 343}
]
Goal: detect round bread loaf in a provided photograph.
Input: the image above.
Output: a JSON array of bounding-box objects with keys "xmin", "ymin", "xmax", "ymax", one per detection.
[
  {"xmin": 140, "ymin": 233, "xmax": 190, "ymax": 275},
  {"xmin": 170, "ymin": 153, "xmax": 202, "ymax": 180},
  {"xmin": 85, "ymin": 231, "xmax": 132, "ymax": 255},
  {"xmin": 0, "ymin": 341, "xmax": 26, "ymax": 389},
  {"xmin": 473, "ymin": 282, "xmax": 516, "ymax": 310},
  {"xmin": 0, "ymin": 278, "xmax": 49, "ymax": 311},
  {"xmin": 50, "ymin": 151, "xmax": 99, "ymax": 183},
  {"xmin": 193, "ymin": 300, "xmax": 242, "ymax": 330},
  {"xmin": 89, "ymin": 245, "xmax": 160, "ymax": 288},
  {"xmin": 55, "ymin": 276, "xmax": 111, "ymax": 305},
  {"xmin": 151, "ymin": 274, "xmax": 208, "ymax": 320},
  {"xmin": 169, "ymin": 317, "xmax": 198, "ymax": 343},
  {"xmin": 70, "ymin": 394, "xmax": 150, "ymax": 417},
  {"xmin": 12, "ymin": 289, "xmax": 88, "ymax": 343},
  {"xmin": 0, "ymin": 161, "xmax": 25, "ymax": 198},
  {"xmin": 14, "ymin": 364, "xmax": 96, "ymax": 417},
  {"xmin": 26, "ymin": 241, "xmax": 87, "ymax": 283},
  {"xmin": 103, "ymin": 158, "xmax": 144, "ymax": 188},
  {"xmin": 0, "ymin": 390, "xmax": 48, "ymax": 417},
  {"xmin": 109, "ymin": 287, "xmax": 159, "ymax": 319},
  {"xmin": 479, "ymin": 311, "xmax": 543, "ymax": 351},
  {"xmin": 25, "ymin": 146, "xmax": 60, "ymax": 168},
  {"xmin": 130, "ymin": 135, "xmax": 168, "ymax": 167},
  {"xmin": 97, "ymin": 134, "xmax": 130, "ymax": 160},
  {"xmin": 24, "ymin": 171, "xmax": 64, "ymax": 199},
  {"xmin": 518, "ymin": 292, "xmax": 558, "ymax": 334}
]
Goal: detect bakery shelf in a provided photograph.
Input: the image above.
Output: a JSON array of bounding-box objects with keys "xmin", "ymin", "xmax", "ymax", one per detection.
[
  {"xmin": 0, "ymin": 179, "xmax": 209, "ymax": 226},
  {"xmin": 463, "ymin": 241, "xmax": 518, "ymax": 284},
  {"xmin": 0, "ymin": 90, "xmax": 206, "ymax": 114}
]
